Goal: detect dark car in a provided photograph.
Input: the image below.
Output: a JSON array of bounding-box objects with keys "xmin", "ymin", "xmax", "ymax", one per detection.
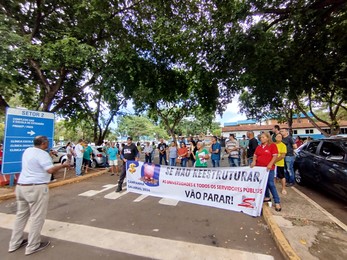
[{"xmin": 294, "ymin": 137, "xmax": 347, "ymax": 201}]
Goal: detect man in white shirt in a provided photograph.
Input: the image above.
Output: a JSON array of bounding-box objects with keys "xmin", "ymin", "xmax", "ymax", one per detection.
[
  {"xmin": 74, "ymin": 139, "xmax": 85, "ymax": 176},
  {"xmin": 226, "ymin": 134, "xmax": 240, "ymax": 167},
  {"xmin": 9, "ymin": 136, "xmax": 69, "ymax": 255}
]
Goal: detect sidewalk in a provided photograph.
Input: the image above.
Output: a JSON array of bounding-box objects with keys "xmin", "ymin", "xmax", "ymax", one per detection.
[
  {"xmin": 263, "ymin": 184, "xmax": 347, "ymax": 260},
  {"xmin": 0, "ymin": 166, "xmax": 109, "ymax": 201},
  {"xmin": 1, "ymin": 162, "xmax": 347, "ymax": 260}
]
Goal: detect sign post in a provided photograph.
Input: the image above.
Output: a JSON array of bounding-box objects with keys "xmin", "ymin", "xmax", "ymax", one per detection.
[{"xmin": 2, "ymin": 108, "xmax": 55, "ymax": 186}]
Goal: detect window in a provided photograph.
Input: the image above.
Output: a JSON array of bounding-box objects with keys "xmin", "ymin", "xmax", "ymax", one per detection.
[
  {"xmin": 58, "ymin": 147, "xmax": 66, "ymax": 153},
  {"xmin": 305, "ymin": 141, "xmax": 319, "ymax": 154},
  {"xmin": 305, "ymin": 129, "xmax": 314, "ymax": 134},
  {"xmin": 340, "ymin": 128, "xmax": 347, "ymax": 134},
  {"xmin": 319, "ymin": 142, "xmax": 345, "ymax": 158},
  {"xmin": 293, "ymin": 130, "xmax": 298, "ymax": 134},
  {"xmin": 323, "ymin": 128, "xmax": 331, "ymax": 134}
]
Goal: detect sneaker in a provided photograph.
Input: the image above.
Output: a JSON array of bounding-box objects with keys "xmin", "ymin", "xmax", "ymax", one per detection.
[
  {"xmin": 115, "ymin": 185, "xmax": 122, "ymax": 192},
  {"xmin": 50, "ymin": 179, "xmax": 57, "ymax": 182},
  {"xmin": 111, "ymin": 173, "xmax": 114, "ymax": 176},
  {"xmin": 8, "ymin": 239, "xmax": 28, "ymax": 253},
  {"xmin": 25, "ymin": 241, "xmax": 51, "ymax": 255}
]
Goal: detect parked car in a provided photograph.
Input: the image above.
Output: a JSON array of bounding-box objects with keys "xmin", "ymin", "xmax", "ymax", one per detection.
[
  {"xmin": 61, "ymin": 145, "xmax": 106, "ymax": 168},
  {"xmin": 51, "ymin": 145, "xmax": 67, "ymax": 163},
  {"xmin": 294, "ymin": 137, "xmax": 347, "ymax": 201},
  {"xmin": 61, "ymin": 154, "xmax": 75, "ymax": 166},
  {"xmin": 91, "ymin": 146, "xmax": 107, "ymax": 168}
]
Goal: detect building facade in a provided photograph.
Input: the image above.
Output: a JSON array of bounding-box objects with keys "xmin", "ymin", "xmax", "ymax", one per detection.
[{"xmin": 222, "ymin": 117, "xmax": 347, "ymax": 140}]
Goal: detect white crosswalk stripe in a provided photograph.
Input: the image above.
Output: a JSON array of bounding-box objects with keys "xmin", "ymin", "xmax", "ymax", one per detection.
[
  {"xmin": 104, "ymin": 190, "xmax": 129, "ymax": 199},
  {"xmin": 78, "ymin": 184, "xmax": 180, "ymax": 206},
  {"xmin": 133, "ymin": 194, "xmax": 148, "ymax": 202},
  {"xmin": 78, "ymin": 184, "xmax": 117, "ymax": 197},
  {"xmin": 0, "ymin": 212, "xmax": 274, "ymax": 260},
  {"xmin": 159, "ymin": 198, "xmax": 179, "ymax": 206}
]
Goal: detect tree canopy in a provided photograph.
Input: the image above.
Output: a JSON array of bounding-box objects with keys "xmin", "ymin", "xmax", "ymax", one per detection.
[{"xmin": 1, "ymin": 0, "xmax": 346, "ymax": 140}]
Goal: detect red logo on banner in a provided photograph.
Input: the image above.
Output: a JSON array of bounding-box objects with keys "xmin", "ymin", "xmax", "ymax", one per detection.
[{"xmin": 238, "ymin": 197, "xmax": 256, "ymax": 208}]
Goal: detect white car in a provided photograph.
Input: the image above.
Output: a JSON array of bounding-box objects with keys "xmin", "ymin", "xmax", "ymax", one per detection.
[
  {"xmin": 60, "ymin": 146, "xmax": 107, "ymax": 168},
  {"xmin": 51, "ymin": 145, "xmax": 67, "ymax": 163},
  {"xmin": 61, "ymin": 154, "xmax": 75, "ymax": 166}
]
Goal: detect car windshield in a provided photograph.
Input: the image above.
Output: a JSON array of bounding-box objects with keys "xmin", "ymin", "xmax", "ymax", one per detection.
[{"xmin": 305, "ymin": 141, "xmax": 320, "ymax": 154}]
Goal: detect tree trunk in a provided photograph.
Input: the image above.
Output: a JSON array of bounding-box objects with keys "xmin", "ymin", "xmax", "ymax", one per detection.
[{"xmin": 295, "ymin": 101, "xmax": 330, "ymax": 137}]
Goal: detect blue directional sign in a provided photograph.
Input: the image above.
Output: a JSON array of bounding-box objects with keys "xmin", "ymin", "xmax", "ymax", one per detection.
[{"xmin": 2, "ymin": 108, "xmax": 55, "ymax": 174}]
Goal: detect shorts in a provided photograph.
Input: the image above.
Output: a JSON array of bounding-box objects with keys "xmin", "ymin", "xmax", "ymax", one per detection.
[
  {"xmin": 109, "ymin": 159, "xmax": 118, "ymax": 166},
  {"xmin": 83, "ymin": 158, "xmax": 90, "ymax": 166},
  {"xmin": 276, "ymin": 166, "xmax": 285, "ymax": 179}
]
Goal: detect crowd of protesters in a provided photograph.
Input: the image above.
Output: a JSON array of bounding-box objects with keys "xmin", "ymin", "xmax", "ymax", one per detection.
[
  {"xmin": 44, "ymin": 128, "xmax": 303, "ymax": 208},
  {"xmin": 2, "ymin": 122, "xmax": 310, "ymax": 256}
]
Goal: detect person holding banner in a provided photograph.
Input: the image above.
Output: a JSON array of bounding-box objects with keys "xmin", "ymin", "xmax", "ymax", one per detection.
[
  {"xmin": 116, "ymin": 137, "xmax": 139, "ymax": 192},
  {"xmin": 193, "ymin": 141, "xmax": 210, "ymax": 168},
  {"xmin": 251, "ymin": 132, "xmax": 281, "ymax": 212}
]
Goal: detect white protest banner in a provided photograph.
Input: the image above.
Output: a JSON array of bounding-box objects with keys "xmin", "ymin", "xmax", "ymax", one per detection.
[{"xmin": 126, "ymin": 161, "xmax": 269, "ymax": 217}]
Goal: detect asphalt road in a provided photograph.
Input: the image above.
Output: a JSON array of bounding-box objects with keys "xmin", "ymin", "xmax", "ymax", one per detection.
[
  {"xmin": 0, "ymin": 171, "xmax": 284, "ymax": 260},
  {"xmin": 294, "ymin": 183, "xmax": 347, "ymax": 226}
]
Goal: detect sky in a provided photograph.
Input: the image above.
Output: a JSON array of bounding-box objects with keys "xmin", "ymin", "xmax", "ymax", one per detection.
[
  {"xmin": 216, "ymin": 102, "xmax": 247, "ymax": 126},
  {"xmin": 119, "ymin": 96, "xmax": 247, "ymax": 127}
]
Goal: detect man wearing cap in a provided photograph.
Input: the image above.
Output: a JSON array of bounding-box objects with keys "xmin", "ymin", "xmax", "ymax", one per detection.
[
  {"xmin": 116, "ymin": 137, "xmax": 139, "ymax": 192},
  {"xmin": 9, "ymin": 136, "xmax": 69, "ymax": 255}
]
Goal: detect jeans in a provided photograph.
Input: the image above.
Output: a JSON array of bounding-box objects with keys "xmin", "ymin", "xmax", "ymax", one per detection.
[
  {"xmin": 102, "ymin": 155, "xmax": 109, "ymax": 167},
  {"xmin": 228, "ymin": 157, "xmax": 239, "ymax": 167},
  {"xmin": 170, "ymin": 158, "xmax": 176, "ymax": 166},
  {"xmin": 211, "ymin": 159, "xmax": 220, "ymax": 167},
  {"xmin": 265, "ymin": 170, "xmax": 280, "ymax": 204},
  {"xmin": 159, "ymin": 153, "xmax": 168, "ymax": 165},
  {"xmin": 145, "ymin": 154, "xmax": 152, "ymax": 163},
  {"xmin": 285, "ymin": 156, "xmax": 295, "ymax": 184},
  {"xmin": 180, "ymin": 158, "xmax": 188, "ymax": 167},
  {"xmin": 75, "ymin": 157, "xmax": 83, "ymax": 176}
]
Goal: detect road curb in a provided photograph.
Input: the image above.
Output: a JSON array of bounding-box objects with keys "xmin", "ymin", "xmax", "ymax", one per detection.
[
  {"xmin": 0, "ymin": 169, "xmax": 109, "ymax": 202},
  {"xmin": 262, "ymin": 205, "xmax": 301, "ymax": 260}
]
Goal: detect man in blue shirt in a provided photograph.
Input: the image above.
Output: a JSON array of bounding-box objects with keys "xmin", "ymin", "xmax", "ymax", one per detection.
[
  {"xmin": 209, "ymin": 136, "xmax": 221, "ymax": 167},
  {"xmin": 107, "ymin": 142, "xmax": 119, "ymax": 176}
]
